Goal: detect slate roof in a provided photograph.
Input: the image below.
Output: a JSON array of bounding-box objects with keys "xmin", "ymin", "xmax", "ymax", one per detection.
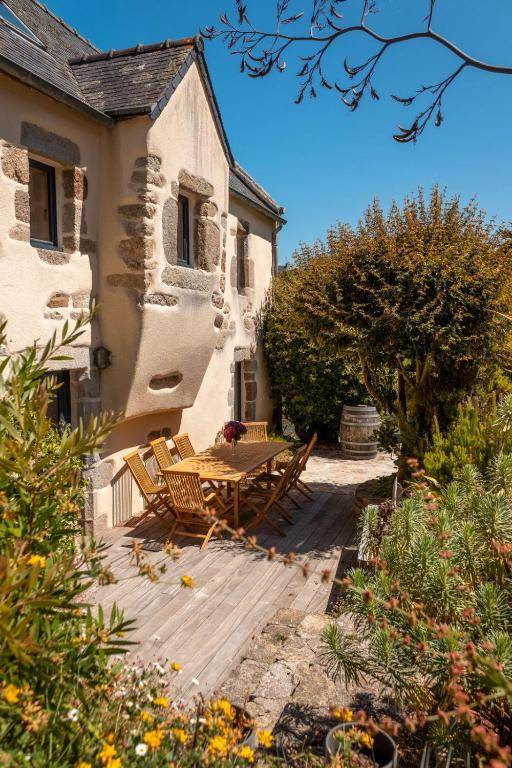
[
  {"xmin": 0, "ymin": 0, "xmax": 283, "ymax": 218},
  {"xmin": 230, "ymin": 164, "xmax": 284, "ymax": 220},
  {"xmin": 0, "ymin": 0, "xmax": 102, "ymax": 112},
  {"xmin": 70, "ymin": 40, "xmax": 196, "ymax": 116}
]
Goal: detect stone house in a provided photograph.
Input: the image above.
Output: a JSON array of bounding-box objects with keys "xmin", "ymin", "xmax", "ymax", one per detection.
[{"xmin": 0, "ymin": 0, "xmax": 285, "ymax": 528}]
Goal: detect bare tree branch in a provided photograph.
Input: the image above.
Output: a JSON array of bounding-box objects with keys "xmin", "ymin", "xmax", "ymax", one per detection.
[{"xmin": 203, "ymin": 0, "xmax": 512, "ymax": 142}]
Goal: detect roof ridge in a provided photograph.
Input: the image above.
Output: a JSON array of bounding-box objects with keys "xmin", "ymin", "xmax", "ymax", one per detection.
[
  {"xmin": 233, "ymin": 162, "xmax": 282, "ymax": 212},
  {"xmin": 69, "ymin": 36, "xmax": 199, "ymax": 66},
  {"xmin": 30, "ymin": 0, "xmax": 100, "ymax": 52}
]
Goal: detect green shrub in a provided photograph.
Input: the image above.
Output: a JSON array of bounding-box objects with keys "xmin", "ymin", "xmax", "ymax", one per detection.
[
  {"xmin": 423, "ymin": 396, "xmax": 512, "ymax": 484},
  {"xmin": 323, "ymin": 459, "xmax": 512, "ymax": 760},
  {"xmin": 0, "ymin": 319, "xmax": 135, "ymax": 762},
  {"xmin": 262, "ymin": 256, "xmax": 370, "ymax": 442}
]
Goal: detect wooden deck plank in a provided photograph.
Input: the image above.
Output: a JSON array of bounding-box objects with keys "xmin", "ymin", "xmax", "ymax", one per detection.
[{"xmin": 87, "ymin": 480, "xmax": 356, "ymax": 699}]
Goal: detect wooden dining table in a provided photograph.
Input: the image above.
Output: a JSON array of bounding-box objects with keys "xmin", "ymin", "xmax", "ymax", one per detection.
[{"xmin": 165, "ymin": 440, "xmax": 293, "ymax": 528}]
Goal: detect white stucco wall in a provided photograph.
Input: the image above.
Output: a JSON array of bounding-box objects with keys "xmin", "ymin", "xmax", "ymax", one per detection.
[
  {"xmin": 0, "ymin": 63, "xmax": 279, "ymax": 528},
  {"xmin": 0, "ymin": 73, "xmax": 101, "ymax": 357}
]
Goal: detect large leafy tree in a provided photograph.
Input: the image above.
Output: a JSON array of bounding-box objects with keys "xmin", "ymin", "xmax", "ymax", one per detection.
[{"xmin": 287, "ymin": 188, "xmax": 512, "ymax": 462}]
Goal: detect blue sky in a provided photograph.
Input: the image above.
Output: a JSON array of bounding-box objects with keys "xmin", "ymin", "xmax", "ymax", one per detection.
[{"xmin": 49, "ymin": 1, "xmax": 512, "ymax": 262}]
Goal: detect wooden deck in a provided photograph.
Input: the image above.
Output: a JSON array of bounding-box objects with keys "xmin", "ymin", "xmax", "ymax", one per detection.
[{"xmin": 88, "ymin": 453, "xmax": 391, "ymax": 700}]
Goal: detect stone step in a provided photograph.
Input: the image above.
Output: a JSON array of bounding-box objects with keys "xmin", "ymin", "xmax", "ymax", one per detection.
[{"xmin": 217, "ymin": 608, "xmax": 338, "ymax": 731}]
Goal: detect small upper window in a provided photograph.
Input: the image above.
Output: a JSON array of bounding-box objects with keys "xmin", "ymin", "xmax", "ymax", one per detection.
[
  {"xmin": 177, "ymin": 195, "xmax": 190, "ymax": 265},
  {"xmin": 0, "ymin": 2, "xmax": 43, "ymax": 45},
  {"xmin": 29, "ymin": 159, "xmax": 58, "ymax": 249},
  {"xmin": 236, "ymin": 229, "xmax": 248, "ymax": 291}
]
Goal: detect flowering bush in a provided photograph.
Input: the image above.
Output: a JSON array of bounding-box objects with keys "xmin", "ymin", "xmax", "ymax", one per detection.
[
  {"xmin": 0, "ymin": 318, "xmax": 134, "ymax": 764},
  {"xmin": 0, "ymin": 660, "xmax": 279, "ymax": 767}
]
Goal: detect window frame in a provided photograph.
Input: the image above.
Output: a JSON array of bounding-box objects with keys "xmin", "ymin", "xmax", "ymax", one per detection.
[
  {"xmin": 177, "ymin": 194, "xmax": 191, "ymax": 267},
  {"xmin": 236, "ymin": 230, "xmax": 248, "ymax": 291},
  {"xmin": 234, "ymin": 361, "xmax": 243, "ymax": 421},
  {"xmin": 29, "ymin": 159, "xmax": 58, "ymax": 250}
]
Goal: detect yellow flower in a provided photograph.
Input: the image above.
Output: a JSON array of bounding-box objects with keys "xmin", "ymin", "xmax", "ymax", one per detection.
[
  {"xmin": 345, "ymin": 728, "xmax": 374, "ymax": 750},
  {"xmin": 27, "ymin": 554, "xmax": 46, "ymax": 568},
  {"xmin": 153, "ymin": 696, "xmax": 170, "ymax": 708},
  {"xmin": 172, "ymin": 727, "xmax": 188, "ymax": 744},
  {"xmin": 170, "ymin": 662, "xmax": 182, "ymax": 672},
  {"xmin": 211, "ymin": 698, "xmax": 234, "ymax": 720},
  {"xmin": 140, "ymin": 710, "xmax": 155, "ymax": 723},
  {"xmin": 237, "ymin": 745, "xmax": 255, "ymax": 763},
  {"xmin": 75, "ymin": 763, "xmax": 92, "ymax": 768},
  {"xmin": 257, "ymin": 730, "xmax": 273, "ymax": 748},
  {"xmin": 3, "ymin": 684, "xmax": 21, "ymax": 704},
  {"xmin": 359, "ymin": 731, "xmax": 374, "ymax": 750},
  {"xmin": 98, "ymin": 743, "xmax": 117, "ymax": 764},
  {"xmin": 106, "ymin": 760, "xmax": 121, "ymax": 768},
  {"xmin": 334, "ymin": 707, "xmax": 354, "ymax": 723},
  {"xmin": 208, "ymin": 735, "xmax": 229, "ymax": 758},
  {"xmin": 143, "ymin": 729, "xmax": 165, "ymax": 749},
  {"xmin": 181, "ymin": 575, "xmax": 194, "ymax": 589}
]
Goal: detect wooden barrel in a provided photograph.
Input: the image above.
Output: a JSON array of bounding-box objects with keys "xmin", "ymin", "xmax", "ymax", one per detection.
[{"xmin": 340, "ymin": 405, "xmax": 381, "ymax": 459}]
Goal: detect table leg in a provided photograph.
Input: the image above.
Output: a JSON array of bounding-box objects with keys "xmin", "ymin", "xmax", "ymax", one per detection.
[{"xmin": 234, "ymin": 482, "xmax": 240, "ymax": 529}]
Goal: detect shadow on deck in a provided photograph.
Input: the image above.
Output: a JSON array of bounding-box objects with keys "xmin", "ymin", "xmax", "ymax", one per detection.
[{"xmin": 87, "ymin": 451, "xmax": 392, "ymax": 699}]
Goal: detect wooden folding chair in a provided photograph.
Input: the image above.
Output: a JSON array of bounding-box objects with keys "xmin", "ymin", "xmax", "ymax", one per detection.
[
  {"xmin": 293, "ymin": 432, "xmax": 317, "ymax": 499},
  {"xmin": 252, "ymin": 433, "xmax": 317, "ymax": 506},
  {"xmin": 151, "ymin": 436, "xmax": 177, "ymax": 473},
  {"xmin": 172, "ymin": 433, "xmax": 196, "ymax": 460},
  {"xmin": 162, "ymin": 470, "xmax": 232, "ymax": 551},
  {"xmin": 173, "ymin": 432, "xmax": 225, "ymax": 497},
  {"xmin": 274, "ymin": 433, "xmax": 317, "ymax": 497},
  {"xmin": 240, "ymin": 421, "xmax": 268, "ymax": 442},
  {"xmin": 241, "ymin": 457, "xmax": 303, "ymax": 536},
  {"xmin": 123, "ymin": 449, "xmax": 176, "ymax": 531}
]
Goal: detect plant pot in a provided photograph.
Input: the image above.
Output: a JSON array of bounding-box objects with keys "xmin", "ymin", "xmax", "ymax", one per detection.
[{"xmin": 325, "ymin": 723, "xmax": 397, "ymax": 767}]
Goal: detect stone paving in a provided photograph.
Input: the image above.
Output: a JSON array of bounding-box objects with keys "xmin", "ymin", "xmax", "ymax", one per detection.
[{"xmin": 301, "ymin": 448, "xmax": 393, "ymax": 495}]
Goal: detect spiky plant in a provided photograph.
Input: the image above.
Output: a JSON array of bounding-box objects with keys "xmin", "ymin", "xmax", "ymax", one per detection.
[{"xmin": 322, "ymin": 461, "xmax": 512, "ymax": 758}]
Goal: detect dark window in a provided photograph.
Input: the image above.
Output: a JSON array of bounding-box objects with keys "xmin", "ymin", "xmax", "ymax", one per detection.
[
  {"xmin": 29, "ymin": 160, "xmax": 57, "ymax": 248},
  {"xmin": 46, "ymin": 371, "xmax": 72, "ymax": 428},
  {"xmin": 234, "ymin": 361, "xmax": 243, "ymax": 421},
  {"xmin": 177, "ymin": 195, "xmax": 190, "ymax": 265},
  {"xmin": 236, "ymin": 232, "xmax": 247, "ymax": 290}
]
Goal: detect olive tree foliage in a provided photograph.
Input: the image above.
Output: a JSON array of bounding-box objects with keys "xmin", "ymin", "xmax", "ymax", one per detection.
[
  {"xmin": 290, "ymin": 188, "xmax": 512, "ymax": 462},
  {"xmin": 204, "ymin": 0, "xmax": 512, "ymax": 142}
]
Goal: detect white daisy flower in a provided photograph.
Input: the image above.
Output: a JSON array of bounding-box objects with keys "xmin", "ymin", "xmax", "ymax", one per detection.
[
  {"xmin": 135, "ymin": 743, "xmax": 148, "ymax": 756},
  {"xmin": 67, "ymin": 708, "xmax": 79, "ymax": 722}
]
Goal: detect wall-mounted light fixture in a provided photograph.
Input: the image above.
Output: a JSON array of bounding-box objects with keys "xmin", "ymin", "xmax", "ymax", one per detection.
[{"xmin": 93, "ymin": 346, "xmax": 112, "ymax": 370}]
